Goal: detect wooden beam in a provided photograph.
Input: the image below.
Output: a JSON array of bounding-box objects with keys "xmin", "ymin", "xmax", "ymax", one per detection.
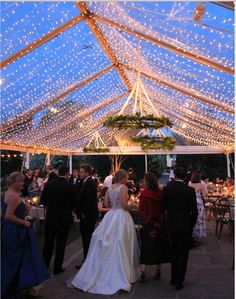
[
  {"xmin": 1, "ymin": 65, "xmax": 114, "ymax": 131},
  {"xmin": 211, "ymin": 2, "xmax": 234, "ymax": 10},
  {"xmin": 145, "ymin": 101, "xmax": 233, "ymax": 143},
  {"xmin": 92, "ymin": 12, "xmax": 234, "ymax": 75},
  {"xmin": 149, "ymin": 97, "xmax": 233, "ymax": 137},
  {"xmin": 31, "ymin": 91, "xmax": 128, "ymax": 143},
  {"xmin": 61, "ymin": 123, "xmax": 109, "ymax": 148},
  {"xmin": 1, "ymin": 15, "xmax": 85, "ymax": 69},
  {"xmin": 121, "ymin": 64, "xmax": 234, "ymax": 115},
  {"xmin": 76, "ymin": 2, "xmax": 132, "ymax": 90}
]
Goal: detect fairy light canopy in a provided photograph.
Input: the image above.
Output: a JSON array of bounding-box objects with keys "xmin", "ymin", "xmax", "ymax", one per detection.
[{"xmin": 0, "ymin": 1, "xmax": 234, "ymax": 155}]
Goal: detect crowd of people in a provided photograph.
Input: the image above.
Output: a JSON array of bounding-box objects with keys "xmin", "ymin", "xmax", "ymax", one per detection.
[{"xmin": 1, "ymin": 164, "xmax": 234, "ymax": 298}]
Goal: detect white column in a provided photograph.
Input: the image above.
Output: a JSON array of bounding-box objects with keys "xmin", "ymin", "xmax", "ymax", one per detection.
[
  {"xmin": 226, "ymin": 153, "xmax": 231, "ymax": 177},
  {"xmin": 145, "ymin": 153, "xmax": 148, "ymax": 173},
  {"xmin": 25, "ymin": 152, "xmax": 30, "ymax": 169},
  {"xmin": 69, "ymin": 154, "xmax": 73, "ymax": 174},
  {"xmin": 46, "ymin": 152, "xmax": 50, "ymax": 166}
]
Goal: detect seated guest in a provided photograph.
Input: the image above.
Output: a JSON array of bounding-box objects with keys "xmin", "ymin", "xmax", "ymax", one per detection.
[
  {"xmin": 225, "ymin": 177, "xmax": 235, "ymax": 196},
  {"xmin": 139, "ymin": 172, "xmax": 170, "ymax": 281},
  {"xmin": 215, "ymin": 177, "xmax": 223, "ymax": 184},
  {"xmin": 1, "ymin": 172, "xmax": 50, "ymax": 299}
]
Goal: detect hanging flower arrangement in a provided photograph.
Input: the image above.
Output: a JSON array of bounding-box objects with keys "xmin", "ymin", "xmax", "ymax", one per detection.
[
  {"xmin": 130, "ymin": 135, "xmax": 175, "ymax": 151},
  {"xmin": 83, "ymin": 147, "xmax": 110, "ymax": 153},
  {"xmin": 104, "ymin": 41, "xmax": 174, "ymax": 152},
  {"xmin": 104, "ymin": 112, "xmax": 172, "ymax": 130},
  {"xmin": 82, "ymin": 131, "xmax": 110, "ymax": 153}
]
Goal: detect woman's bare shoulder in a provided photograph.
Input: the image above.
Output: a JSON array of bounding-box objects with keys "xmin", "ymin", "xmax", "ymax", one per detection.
[
  {"xmin": 120, "ymin": 184, "xmax": 128, "ymax": 191},
  {"xmin": 4, "ymin": 190, "xmax": 21, "ymax": 203}
]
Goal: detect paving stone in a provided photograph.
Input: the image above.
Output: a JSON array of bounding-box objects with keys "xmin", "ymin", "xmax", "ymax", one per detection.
[{"xmin": 38, "ymin": 219, "xmax": 234, "ymax": 299}]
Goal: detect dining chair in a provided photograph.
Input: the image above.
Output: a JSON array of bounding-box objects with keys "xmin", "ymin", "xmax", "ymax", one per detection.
[{"xmin": 215, "ymin": 198, "xmax": 230, "ymax": 239}]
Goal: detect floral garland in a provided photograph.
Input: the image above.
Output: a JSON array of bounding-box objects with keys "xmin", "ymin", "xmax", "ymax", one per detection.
[
  {"xmin": 130, "ymin": 136, "xmax": 175, "ymax": 151},
  {"xmin": 104, "ymin": 112, "xmax": 172, "ymax": 130},
  {"xmin": 83, "ymin": 147, "xmax": 110, "ymax": 153}
]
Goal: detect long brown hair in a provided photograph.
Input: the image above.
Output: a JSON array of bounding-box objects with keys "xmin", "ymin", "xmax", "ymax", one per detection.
[
  {"xmin": 190, "ymin": 170, "xmax": 201, "ymax": 183},
  {"xmin": 144, "ymin": 172, "xmax": 159, "ymax": 191}
]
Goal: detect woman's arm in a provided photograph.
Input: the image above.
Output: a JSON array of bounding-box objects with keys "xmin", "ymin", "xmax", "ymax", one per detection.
[
  {"xmin": 201, "ymin": 182, "xmax": 208, "ymax": 203},
  {"xmin": 103, "ymin": 189, "xmax": 111, "ymax": 208},
  {"xmin": 120, "ymin": 185, "xmax": 130, "ymax": 211},
  {"xmin": 5, "ymin": 195, "xmax": 31, "ymax": 228}
]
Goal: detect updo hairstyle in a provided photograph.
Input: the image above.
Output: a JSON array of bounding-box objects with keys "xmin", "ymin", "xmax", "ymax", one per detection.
[{"xmin": 5, "ymin": 172, "xmax": 25, "ymax": 188}]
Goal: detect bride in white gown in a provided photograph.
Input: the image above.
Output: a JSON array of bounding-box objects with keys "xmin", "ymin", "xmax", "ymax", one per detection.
[{"xmin": 71, "ymin": 169, "xmax": 140, "ymax": 295}]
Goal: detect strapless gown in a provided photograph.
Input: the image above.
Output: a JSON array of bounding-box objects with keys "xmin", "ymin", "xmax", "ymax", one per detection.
[
  {"xmin": 1, "ymin": 201, "xmax": 50, "ymax": 299},
  {"xmin": 71, "ymin": 185, "xmax": 140, "ymax": 295}
]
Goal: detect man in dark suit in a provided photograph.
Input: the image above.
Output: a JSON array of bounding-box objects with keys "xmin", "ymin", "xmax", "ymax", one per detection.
[
  {"xmin": 69, "ymin": 169, "xmax": 79, "ymax": 185},
  {"xmin": 76, "ymin": 164, "xmax": 98, "ymax": 264},
  {"xmin": 45, "ymin": 165, "xmax": 58, "ymax": 183},
  {"xmin": 162, "ymin": 167, "xmax": 198, "ymax": 291},
  {"xmin": 41, "ymin": 166, "xmax": 76, "ymax": 275}
]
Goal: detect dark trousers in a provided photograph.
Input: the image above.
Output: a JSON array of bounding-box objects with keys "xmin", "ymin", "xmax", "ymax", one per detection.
[
  {"xmin": 43, "ymin": 225, "xmax": 71, "ymax": 272},
  {"xmin": 80, "ymin": 218, "xmax": 96, "ymax": 260},
  {"xmin": 169, "ymin": 230, "xmax": 192, "ymax": 285}
]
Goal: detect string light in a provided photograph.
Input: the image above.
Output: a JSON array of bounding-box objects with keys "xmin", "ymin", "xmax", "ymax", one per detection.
[{"xmin": 0, "ymin": 2, "xmax": 234, "ymax": 153}]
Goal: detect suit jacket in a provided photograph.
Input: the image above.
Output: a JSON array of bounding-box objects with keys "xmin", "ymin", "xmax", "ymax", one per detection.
[
  {"xmin": 162, "ymin": 181, "xmax": 198, "ymax": 231},
  {"xmin": 76, "ymin": 177, "xmax": 98, "ymax": 222},
  {"xmin": 68, "ymin": 176, "xmax": 82, "ymax": 186},
  {"xmin": 48, "ymin": 171, "xmax": 58, "ymax": 182},
  {"xmin": 40, "ymin": 177, "xmax": 76, "ymax": 227}
]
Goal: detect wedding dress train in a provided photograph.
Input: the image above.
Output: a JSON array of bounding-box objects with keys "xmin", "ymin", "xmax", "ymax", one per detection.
[{"xmin": 71, "ymin": 185, "xmax": 140, "ymax": 295}]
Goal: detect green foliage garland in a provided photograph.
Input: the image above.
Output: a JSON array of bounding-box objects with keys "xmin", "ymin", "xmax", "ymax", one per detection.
[
  {"xmin": 104, "ymin": 112, "xmax": 172, "ymax": 130},
  {"xmin": 83, "ymin": 147, "xmax": 110, "ymax": 153},
  {"xmin": 130, "ymin": 136, "xmax": 175, "ymax": 151}
]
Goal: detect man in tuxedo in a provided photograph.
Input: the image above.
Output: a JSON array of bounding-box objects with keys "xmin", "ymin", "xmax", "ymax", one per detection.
[
  {"xmin": 162, "ymin": 167, "xmax": 198, "ymax": 291},
  {"xmin": 76, "ymin": 164, "xmax": 98, "ymax": 265},
  {"xmin": 45, "ymin": 165, "xmax": 58, "ymax": 183},
  {"xmin": 69, "ymin": 169, "xmax": 79, "ymax": 185},
  {"xmin": 41, "ymin": 166, "xmax": 76, "ymax": 275}
]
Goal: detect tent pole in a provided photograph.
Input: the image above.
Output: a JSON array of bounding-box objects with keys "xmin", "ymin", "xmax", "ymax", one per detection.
[
  {"xmin": 226, "ymin": 153, "xmax": 231, "ymax": 178},
  {"xmin": 145, "ymin": 154, "xmax": 148, "ymax": 173},
  {"xmin": 21, "ymin": 152, "xmax": 26, "ymax": 173},
  {"xmin": 25, "ymin": 152, "xmax": 30, "ymax": 169},
  {"xmin": 69, "ymin": 154, "xmax": 73, "ymax": 174},
  {"xmin": 46, "ymin": 152, "xmax": 50, "ymax": 166}
]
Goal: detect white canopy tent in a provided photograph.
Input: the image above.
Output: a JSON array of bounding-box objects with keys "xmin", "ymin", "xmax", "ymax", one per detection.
[{"xmin": 0, "ymin": 2, "xmax": 234, "ymax": 175}]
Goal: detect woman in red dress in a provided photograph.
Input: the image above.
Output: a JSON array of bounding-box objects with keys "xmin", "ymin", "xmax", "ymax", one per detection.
[{"xmin": 139, "ymin": 172, "xmax": 170, "ymax": 281}]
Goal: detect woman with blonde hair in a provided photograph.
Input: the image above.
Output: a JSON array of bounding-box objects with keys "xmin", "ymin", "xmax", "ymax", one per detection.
[
  {"xmin": 1, "ymin": 172, "xmax": 50, "ymax": 299},
  {"xmin": 71, "ymin": 169, "xmax": 140, "ymax": 295}
]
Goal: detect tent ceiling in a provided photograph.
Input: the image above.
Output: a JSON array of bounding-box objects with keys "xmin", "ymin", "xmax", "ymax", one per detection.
[{"xmin": 0, "ymin": 1, "xmax": 234, "ymax": 154}]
